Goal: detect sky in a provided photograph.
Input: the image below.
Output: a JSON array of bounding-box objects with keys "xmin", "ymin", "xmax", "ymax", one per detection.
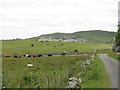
[{"xmin": 0, "ymin": 0, "xmax": 119, "ymax": 39}]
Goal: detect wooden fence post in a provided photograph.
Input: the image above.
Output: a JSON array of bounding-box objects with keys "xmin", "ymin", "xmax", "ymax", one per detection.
[
  {"xmin": 66, "ymin": 70, "xmax": 70, "ymax": 78},
  {"xmin": 59, "ymin": 76, "xmax": 61, "ymax": 85},
  {"xmin": 68, "ymin": 68, "xmax": 70, "ymax": 78},
  {"xmin": 54, "ymin": 71, "xmax": 56, "ymax": 88},
  {"xmin": 46, "ymin": 75, "xmax": 49, "ymax": 88},
  {"xmin": 64, "ymin": 72, "xmax": 66, "ymax": 78},
  {"xmin": 73, "ymin": 66, "xmax": 75, "ymax": 70}
]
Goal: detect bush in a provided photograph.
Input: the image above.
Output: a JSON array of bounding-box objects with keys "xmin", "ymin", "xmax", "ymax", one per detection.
[{"xmin": 74, "ymin": 49, "xmax": 79, "ymax": 52}]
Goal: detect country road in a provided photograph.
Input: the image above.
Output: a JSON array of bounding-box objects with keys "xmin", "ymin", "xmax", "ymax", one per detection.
[{"xmin": 99, "ymin": 54, "xmax": 119, "ymax": 88}]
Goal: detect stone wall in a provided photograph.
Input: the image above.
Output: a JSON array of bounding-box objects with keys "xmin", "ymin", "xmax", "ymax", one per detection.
[{"xmin": 112, "ymin": 43, "xmax": 120, "ymax": 52}]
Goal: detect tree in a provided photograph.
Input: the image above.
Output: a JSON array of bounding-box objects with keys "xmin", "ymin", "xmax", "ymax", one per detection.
[
  {"xmin": 115, "ymin": 28, "xmax": 120, "ymax": 46},
  {"xmin": 112, "ymin": 29, "xmax": 120, "ymax": 52}
]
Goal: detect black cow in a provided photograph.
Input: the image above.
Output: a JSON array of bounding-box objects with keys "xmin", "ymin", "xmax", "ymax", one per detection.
[
  {"xmin": 37, "ymin": 54, "xmax": 43, "ymax": 57},
  {"xmin": 31, "ymin": 44, "xmax": 34, "ymax": 47},
  {"xmin": 61, "ymin": 53, "xmax": 66, "ymax": 55},
  {"xmin": 48, "ymin": 54, "xmax": 53, "ymax": 56},
  {"xmin": 23, "ymin": 54, "xmax": 26, "ymax": 57},
  {"xmin": 27, "ymin": 55, "xmax": 31, "ymax": 57},
  {"xmin": 13, "ymin": 55, "xmax": 17, "ymax": 58}
]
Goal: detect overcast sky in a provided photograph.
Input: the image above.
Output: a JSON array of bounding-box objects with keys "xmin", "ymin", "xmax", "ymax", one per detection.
[{"xmin": 0, "ymin": 0, "xmax": 119, "ymax": 39}]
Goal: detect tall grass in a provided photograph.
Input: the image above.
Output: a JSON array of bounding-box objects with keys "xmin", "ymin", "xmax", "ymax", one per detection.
[
  {"xmin": 3, "ymin": 55, "xmax": 111, "ymax": 88},
  {"xmin": 3, "ymin": 55, "xmax": 90, "ymax": 88}
]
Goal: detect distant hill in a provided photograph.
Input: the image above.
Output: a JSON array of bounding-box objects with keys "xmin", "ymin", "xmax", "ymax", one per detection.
[{"xmin": 28, "ymin": 30, "xmax": 115, "ymax": 43}]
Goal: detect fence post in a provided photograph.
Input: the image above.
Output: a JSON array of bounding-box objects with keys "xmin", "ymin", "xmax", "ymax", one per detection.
[
  {"xmin": 68, "ymin": 70, "xmax": 70, "ymax": 78},
  {"xmin": 46, "ymin": 75, "xmax": 49, "ymax": 88},
  {"xmin": 68, "ymin": 68, "xmax": 70, "ymax": 78},
  {"xmin": 93, "ymin": 50, "xmax": 96, "ymax": 55},
  {"xmin": 18, "ymin": 83, "xmax": 22, "ymax": 90},
  {"xmin": 36, "ymin": 85, "xmax": 40, "ymax": 90},
  {"xmin": 73, "ymin": 66, "xmax": 75, "ymax": 70},
  {"xmin": 54, "ymin": 71, "xmax": 56, "ymax": 88},
  {"xmin": 64, "ymin": 72, "xmax": 66, "ymax": 78},
  {"xmin": 59, "ymin": 76, "xmax": 61, "ymax": 86}
]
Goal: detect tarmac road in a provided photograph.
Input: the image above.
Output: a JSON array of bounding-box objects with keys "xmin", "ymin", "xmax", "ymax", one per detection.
[{"xmin": 99, "ymin": 54, "xmax": 119, "ymax": 88}]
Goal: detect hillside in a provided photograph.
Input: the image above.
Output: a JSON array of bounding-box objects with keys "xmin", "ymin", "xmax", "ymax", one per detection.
[{"xmin": 28, "ymin": 30, "xmax": 115, "ymax": 43}]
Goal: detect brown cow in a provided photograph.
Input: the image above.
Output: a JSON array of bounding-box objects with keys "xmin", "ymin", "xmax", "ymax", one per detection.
[
  {"xmin": 4, "ymin": 55, "xmax": 11, "ymax": 57},
  {"xmin": 17, "ymin": 56, "xmax": 22, "ymax": 58},
  {"xmin": 32, "ymin": 55, "xmax": 37, "ymax": 57}
]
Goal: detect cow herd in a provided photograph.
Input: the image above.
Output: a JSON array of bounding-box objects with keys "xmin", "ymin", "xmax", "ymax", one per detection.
[
  {"xmin": 4, "ymin": 54, "xmax": 42, "ymax": 58},
  {"xmin": 3, "ymin": 53, "xmax": 66, "ymax": 58}
]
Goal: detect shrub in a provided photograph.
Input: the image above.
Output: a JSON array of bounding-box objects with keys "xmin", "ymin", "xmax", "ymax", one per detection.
[{"xmin": 74, "ymin": 49, "xmax": 79, "ymax": 52}]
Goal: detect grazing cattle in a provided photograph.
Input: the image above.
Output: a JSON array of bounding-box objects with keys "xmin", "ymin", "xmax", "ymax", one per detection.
[
  {"xmin": 13, "ymin": 55, "xmax": 17, "ymax": 58},
  {"xmin": 37, "ymin": 54, "xmax": 43, "ymax": 57},
  {"xmin": 23, "ymin": 54, "xmax": 26, "ymax": 57},
  {"xmin": 27, "ymin": 64, "xmax": 33, "ymax": 67},
  {"xmin": 61, "ymin": 53, "xmax": 66, "ymax": 55},
  {"xmin": 32, "ymin": 55, "xmax": 37, "ymax": 57},
  {"xmin": 54, "ymin": 46, "xmax": 56, "ymax": 47},
  {"xmin": 13, "ymin": 55, "xmax": 22, "ymax": 58},
  {"xmin": 48, "ymin": 54, "xmax": 53, "ymax": 56},
  {"xmin": 4, "ymin": 55, "xmax": 11, "ymax": 57},
  {"xmin": 27, "ymin": 55, "xmax": 31, "ymax": 57},
  {"xmin": 26, "ymin": 54, "xmax": 31, "ymax": 57},
  {"xmin": 31, "ymin": 44, "xmax": 34, "ymax": 47},
  {"xmin": 17, "ymin": 56, "xmax": 22, "ymax": 58}
]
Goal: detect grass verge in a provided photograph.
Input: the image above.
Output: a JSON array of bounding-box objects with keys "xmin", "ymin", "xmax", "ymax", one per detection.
[
  {"xmin": 97, "ymin": 50, "xmax": 120, "ymax": 61},
  {"xmin": 80, "ymin": 55, "xmax": 111, "ymax": 88}
]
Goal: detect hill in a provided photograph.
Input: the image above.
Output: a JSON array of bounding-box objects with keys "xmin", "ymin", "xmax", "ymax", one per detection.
[{"xmin": 28, "ymin": 30, "xmax": 115, "ymax": 43}]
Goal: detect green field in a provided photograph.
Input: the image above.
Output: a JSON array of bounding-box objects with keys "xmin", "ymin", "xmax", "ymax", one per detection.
[
  {"xmin": 3, "ymin": 55, "xmax": 111, "ymax": 88},
  {"xmin": 2, "ymin": 40, "xmax": 112, "ymax": 88},
  {"xmin": 2, "ymin": 40, "xmax": 111, "ymax": 55}
]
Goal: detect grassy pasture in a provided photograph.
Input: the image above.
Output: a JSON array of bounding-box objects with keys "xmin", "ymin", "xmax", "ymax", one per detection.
[
  {"xmin": 2, "ymin": 40, "xmax": 111, "ymax": 55},
  {"xmin": 2, "ymin": 55, "xmax": 110, "ymax": 88},
  {"xmin": 2, "ymin": 40, "xmax": 112, "ymax": 88},
  {"xmin": 2, "ymin": 55, "xmax": 89, "ymax": 88}
]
